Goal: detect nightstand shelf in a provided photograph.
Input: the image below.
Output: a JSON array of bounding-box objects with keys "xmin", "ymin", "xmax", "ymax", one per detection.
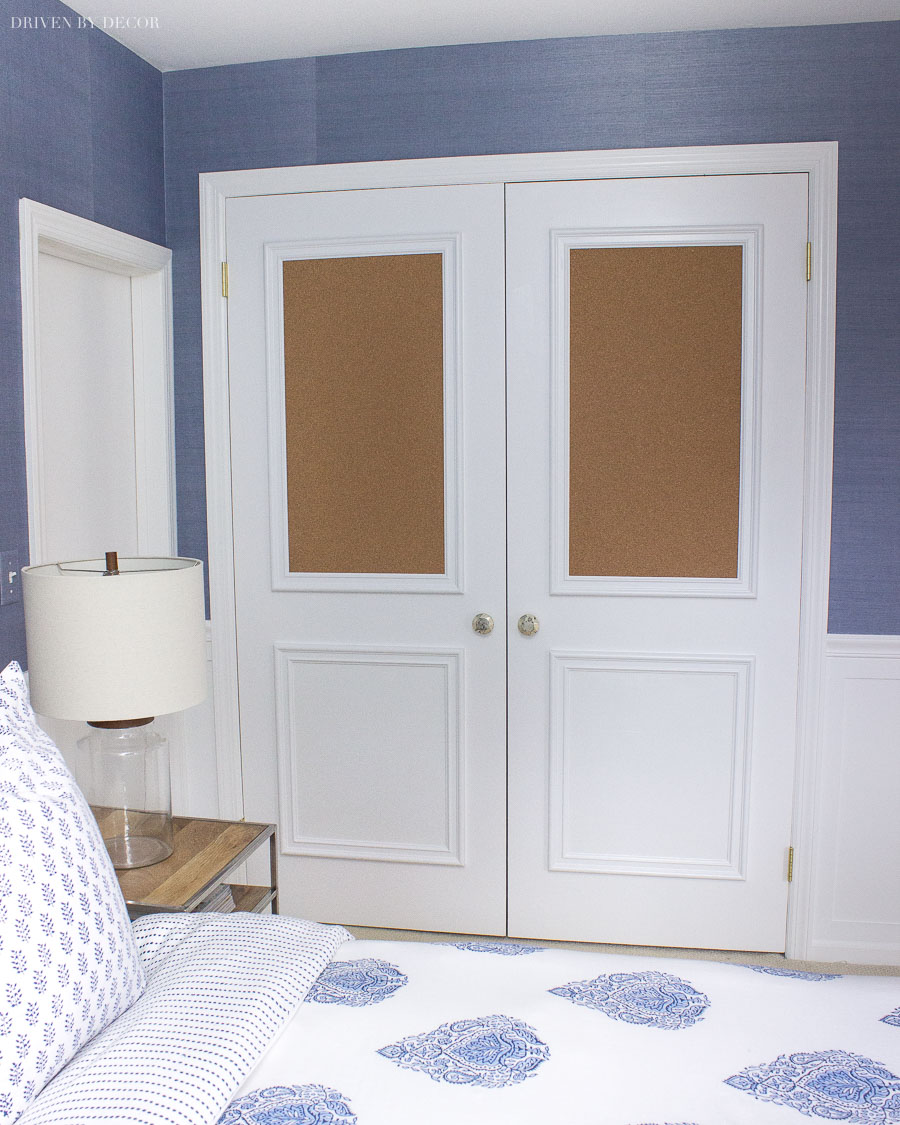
[
  {"xmin": 230, "ymin": 883, "xmax": 278, "ymax": 913},
  {"xmin": 111, "ymin": 814, "xmax": 278, "ymax": 919}
]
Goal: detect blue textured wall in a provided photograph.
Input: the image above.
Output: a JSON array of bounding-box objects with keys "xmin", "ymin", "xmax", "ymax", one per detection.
[
  {"xmin": 163, "ymin": 61, "xmax": 317, "ymax": 591},
  {"xmin": 3, "ymin": 18, "xmax": 897, "ymax": 670},
  {"xmin": 163, "ymin": 22, "xmax": 900, "ymax": 634},
  {"xmin": 0, "ymin": 0, "xmax": 164, "ymax": 665}
]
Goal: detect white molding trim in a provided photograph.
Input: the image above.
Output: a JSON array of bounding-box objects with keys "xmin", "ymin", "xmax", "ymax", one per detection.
[
  {"xmin": 274, "ymin": 644, "xmax": 464, "ymax": 866},
  {"xmin": 201, "ymin": 142, "xmax": 838, "ymax": 944},
  {"xmin": 18, "ymin": 199, "xmax": 176, "ymax": 563},
  {"xmin": 783, "ymin": 141, "xmax": 839, "ymax": 961},
  {"xmin": 201, "ymin": 142, "xmax": 835, "ymax": 198},
  {"xmin": 825, "ymin": 634, "xmax": 900, "ymax": 657},
  {"xmin": 550, "ymin": 223, "xmax": 762, "ymax": 599},
  {"xmin": 808, "ymin": 940, "xmax": 900, "ymax": 968},
  {"xmin": 263, "ymin": 234, "xmax": 464, "ymax": 594},
  {"xmin": 548, "ymin": 652, "xmax": 753, "ymax": 880},
  {"xmin": 200, "ymin": 180, "xmax": 245, "ymax": 820}
]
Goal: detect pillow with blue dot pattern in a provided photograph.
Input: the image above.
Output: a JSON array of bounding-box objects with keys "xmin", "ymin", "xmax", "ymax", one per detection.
[{"xmin": 0, "ymin": 662, "xmax": 145, "ymax": 1121}]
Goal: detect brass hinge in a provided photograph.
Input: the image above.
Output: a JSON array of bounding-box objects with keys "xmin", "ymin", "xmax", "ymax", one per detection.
[
  {"xmin": 806, "ymin": 243, "xmax": 812, "ymax": 282},
  {"xmin": 787, "ymin": 846, "xmax": 795, "ymax": 882},
  {"xmin": 221, "ymin": 261, "xmax": 229, "ymax": 298}
]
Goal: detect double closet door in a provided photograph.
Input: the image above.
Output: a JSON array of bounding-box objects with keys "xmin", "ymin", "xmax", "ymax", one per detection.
[{"xmin": 225, "ymin": 172, "xmax": 809, "ymax": 952}]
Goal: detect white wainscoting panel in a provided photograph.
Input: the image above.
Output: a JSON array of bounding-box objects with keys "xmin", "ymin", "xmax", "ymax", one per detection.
[
  {"xmin": 275, "ymin": 645, "xmax": 463, "ymax": 864},
  {"xmin": 549, "ymin": 653, "xmax": 752, "ymax": 879},
  {"xmin": 808, "ymin": 635, "xmax": 900, "ymax": 966}
]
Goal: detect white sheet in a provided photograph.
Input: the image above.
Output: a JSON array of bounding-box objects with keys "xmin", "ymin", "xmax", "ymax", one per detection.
[{"xmin": 227, "ymin": 938, "xmax": 900, "ymax": 1124}]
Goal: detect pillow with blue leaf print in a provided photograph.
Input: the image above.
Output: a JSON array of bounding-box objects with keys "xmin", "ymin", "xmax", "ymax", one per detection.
[{"xmin": 0, "ymin": 662, "xmax": 145, "ymax": 1121}]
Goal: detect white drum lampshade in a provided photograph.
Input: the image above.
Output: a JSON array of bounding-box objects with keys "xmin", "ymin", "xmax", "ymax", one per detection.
[{"xmin": 23, "ymin": 555, "xmax": 207, "ymax": 868}]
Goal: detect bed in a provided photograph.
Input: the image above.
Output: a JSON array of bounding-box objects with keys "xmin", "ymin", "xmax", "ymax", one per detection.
[
  {"xmin": 3, "ymin": 660, "xmax": 900, "ymax": 1125},
  {"xmin": 18, "ymin": 913, "xmax": 900, "ymax": 1125}
]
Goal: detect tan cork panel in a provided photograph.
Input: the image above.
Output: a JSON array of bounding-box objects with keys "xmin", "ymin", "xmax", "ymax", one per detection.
[
  {"xmin": 568, "ymin": 244, "xmax": 744, "ymax": 579},
  {"xmin": 283, "ymin": 253, "xmax": 445, "ymax": 575}
]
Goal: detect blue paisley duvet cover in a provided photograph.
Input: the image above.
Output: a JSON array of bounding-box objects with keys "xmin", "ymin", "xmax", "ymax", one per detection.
[{"xmin": 224, "ymin": 938, "xmax": 900, "ymax": 1125}]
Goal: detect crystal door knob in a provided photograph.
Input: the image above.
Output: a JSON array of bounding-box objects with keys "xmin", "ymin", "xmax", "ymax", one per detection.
[
  {"xmin": 472, "ymin": 612, "xmax": 494, "ymax": 635},
  {"xmin": 517, "ymin": 613, "xmax": 539, "ymax": 636}
]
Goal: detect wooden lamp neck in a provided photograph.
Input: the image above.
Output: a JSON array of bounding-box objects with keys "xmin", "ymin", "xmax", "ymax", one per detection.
[{"xmin": 88, "ymin": 717, "xmax": 155, "ymax": 729}]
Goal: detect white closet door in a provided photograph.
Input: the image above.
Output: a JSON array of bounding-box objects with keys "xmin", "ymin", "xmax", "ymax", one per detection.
[
  {"xmin": 225, "ymin": 170, "xmax": 810, "ymax": 952},
  {"xmin": 226, "ymin": 184, "xmax": 508, "ymax": 933},
  {"xmin": 505, "ymin": 173, "xmax": 809, "ymax": 951}
]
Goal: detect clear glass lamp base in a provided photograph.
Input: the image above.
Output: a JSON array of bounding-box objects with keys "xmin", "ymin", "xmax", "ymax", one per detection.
[
  {"xmin": 80, "ymin": 722, "xmax": 174, "ymax": 870},
  {"xmin": 104, "ymin": 829, "xmax": 173, "ymax": 869}
]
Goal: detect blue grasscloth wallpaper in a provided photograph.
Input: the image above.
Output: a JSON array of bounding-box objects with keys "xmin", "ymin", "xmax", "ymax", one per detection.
[
  {"xmin": 1, "ymin": 13, "xmax": 898, "ymax": 666},
  {"xmin": 165, "ymin": 23, "xmax": 900, "ymax": 636},
  {"xmin": 0, "ymin": 0, "xmax": 164, "ymax": 664}
]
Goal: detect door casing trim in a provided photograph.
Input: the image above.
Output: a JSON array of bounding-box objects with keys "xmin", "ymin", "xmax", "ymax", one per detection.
[
  {"xmin": 200, "ymin": 141, "xmax": 838, "ymax": 958},
  {"xmin": 19, "ymin": 199, "xmax": 176, "ymax": 564}
]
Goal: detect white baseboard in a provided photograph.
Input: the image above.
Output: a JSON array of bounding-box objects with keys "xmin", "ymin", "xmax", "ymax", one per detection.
[{"xmin": 807, "ymin": 939, "xmax": 900, "ymax": 969}]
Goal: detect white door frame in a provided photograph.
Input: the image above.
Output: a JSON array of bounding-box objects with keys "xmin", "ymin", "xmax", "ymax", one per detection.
[
  {"xmin": 19, "ymin": 199, "xmax": 176, "ymax": 564},
  {"xmin": 200, "ymin": 142, "xmax": 837, "ymax": 958}
]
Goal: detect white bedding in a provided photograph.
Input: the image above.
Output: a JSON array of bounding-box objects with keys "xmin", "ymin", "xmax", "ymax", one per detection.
[
  {"xmin": 226, "ymin": 938, "xmax": 900, "ymax": 1125},
  {"xmin": 19, "ymin": 923, "xmax": 900, "ymax": 1125}
]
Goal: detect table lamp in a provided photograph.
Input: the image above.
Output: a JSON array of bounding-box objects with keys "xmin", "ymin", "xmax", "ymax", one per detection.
[{"xmin": 22, "ymin": 553, "xmax": 206, "ymax": 869}]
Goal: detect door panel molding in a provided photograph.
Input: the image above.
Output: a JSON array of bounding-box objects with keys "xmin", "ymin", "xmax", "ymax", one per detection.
[
  {"xmin": 550, "ymin": 224, "xmax": 762, "ymax": 598},
  {"xmin": 274, "ymin": 643, "xmax": 464, "ymax": 866},
  {"xmin": 201, "ymin": 142, "xmax": 837, "ymax": 957},
  {"xmin": 548, "ymin": 651, "xmax": 752, "ymax": 880},
  {"xmin": 264, "ymin": 234, "xmax": 464, "ymax": 593}
]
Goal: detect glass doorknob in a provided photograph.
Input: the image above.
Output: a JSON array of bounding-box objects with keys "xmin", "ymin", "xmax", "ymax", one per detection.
[
  {"xmin": 472, "ymin": 613, "xmax": 494, "ymax": 635},
  {"xmin": 517, "ymin": 613, "xmax": 539, "ymax": 636}
]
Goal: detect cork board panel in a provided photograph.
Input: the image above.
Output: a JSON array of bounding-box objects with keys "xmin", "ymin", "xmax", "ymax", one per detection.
[
  {"xmin": 569, "ymin": 245, "xmax": 743, "ymax": 579},
  {"xmin": 283, "ymin": 254, "xmax": 445, "ymax": 574}
]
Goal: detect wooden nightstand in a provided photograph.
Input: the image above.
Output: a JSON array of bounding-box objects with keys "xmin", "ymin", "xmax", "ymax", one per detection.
[{"xmin": 113, "ymin": 815, "xmax": 278, "ymax": 920}]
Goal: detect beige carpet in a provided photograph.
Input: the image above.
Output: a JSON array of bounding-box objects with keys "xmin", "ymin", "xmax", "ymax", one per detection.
[{"xmin": 346, "ymin": 926, "xmax": 900, "ymax": 977}]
